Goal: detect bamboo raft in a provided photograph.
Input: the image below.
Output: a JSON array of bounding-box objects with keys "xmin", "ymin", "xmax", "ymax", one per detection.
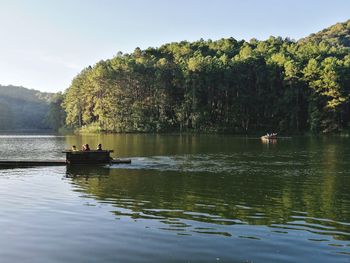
[{"xmin": 0, "ymin": 150, "xmax": 131, "ymax": 167}]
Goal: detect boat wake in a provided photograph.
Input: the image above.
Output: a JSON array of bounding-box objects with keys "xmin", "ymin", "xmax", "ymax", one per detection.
[
  {"xmin": 111, "ymin": 154, "xmax": 233, "ymax": 173},
  {"xmin": 110, "ymin": 153, "xmax": 305, "ymax": 174}
]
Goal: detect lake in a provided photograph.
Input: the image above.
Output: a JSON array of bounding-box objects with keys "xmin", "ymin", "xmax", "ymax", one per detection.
[{"xmin": 0, "ymin": 134, "xmax": 349, "ymax": 262}]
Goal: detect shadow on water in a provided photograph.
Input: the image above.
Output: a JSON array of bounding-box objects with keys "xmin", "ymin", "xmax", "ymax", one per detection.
[{"xmin": 66, "ymin": 165, "xmax": 112, "ymax": 178}]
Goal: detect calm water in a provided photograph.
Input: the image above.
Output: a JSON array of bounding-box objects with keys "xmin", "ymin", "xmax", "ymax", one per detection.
[{"xmin": 0, "ymin": 134, "xmax": 350, "ymax": 262}]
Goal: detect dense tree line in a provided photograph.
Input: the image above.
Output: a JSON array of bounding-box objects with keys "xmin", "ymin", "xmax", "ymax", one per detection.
[{"xmin": 61, "ymin": 20, "xmax": 350, "ymax": 133}]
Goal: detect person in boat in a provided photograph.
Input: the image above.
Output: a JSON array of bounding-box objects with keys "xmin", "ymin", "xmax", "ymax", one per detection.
[
  {"xmin": 82, "ymin": 144, "xmax": 90, "ymax": 151},
  {"xmin": 97, "ymin": 144, "xmax": 103, "ymax": 151},
  {"xmin": 71, "ymin": 145, "xmax": 77, "ymax": 151}
]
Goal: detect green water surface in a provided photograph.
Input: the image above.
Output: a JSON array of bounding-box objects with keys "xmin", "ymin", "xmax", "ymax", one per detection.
[{"xmin": 0, "ymin": 134, "xmax": 349, "ymax": 262}]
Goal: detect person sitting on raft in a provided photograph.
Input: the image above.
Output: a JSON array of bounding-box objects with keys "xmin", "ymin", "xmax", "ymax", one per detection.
[
  {"xmin": 97, "ymin": 144, "xmax": 103, "ymax": 151},
  {"xmin": 82, "ymin": 144, "xmax": 90, "ymax": 151},
  {"xmin": 71, "ymin": 145, "xmax": 77, "ymax": 151}
]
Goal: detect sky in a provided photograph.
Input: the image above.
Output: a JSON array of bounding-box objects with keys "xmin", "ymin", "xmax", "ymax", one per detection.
[{"xmin": 0, "ymin": 0, "xmax": 349, "ymax": 93}]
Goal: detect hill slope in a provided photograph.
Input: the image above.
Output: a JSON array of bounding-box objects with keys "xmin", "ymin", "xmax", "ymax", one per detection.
[
  {"xmin": 0, "ymin": 85, "xmax": 54, "ymax": 131},
  {"xmin": 61, "ymin": 19, "xmax": 350, "ymax": 134},
  {"xmin": 299, "ymin": 19, "xmax": 350, "ymax": 47}
]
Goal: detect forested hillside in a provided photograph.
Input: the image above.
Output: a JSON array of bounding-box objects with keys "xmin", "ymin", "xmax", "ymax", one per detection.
[
  {"xmin": 299, "ymin": 20, "xmax": 350, "ymax": 47},
  {"xmin": 62, "ymin": 20, "xmax": 350, "ymax": 133},
  {"xmin": 0, "ymin": 85, "xmax": 53, "ymax": 131}
]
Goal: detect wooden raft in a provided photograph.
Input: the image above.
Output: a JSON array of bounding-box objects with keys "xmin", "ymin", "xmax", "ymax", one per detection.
[{"xmin": 0, "ymin": 150, "xmax": 131, "ymax": 167}]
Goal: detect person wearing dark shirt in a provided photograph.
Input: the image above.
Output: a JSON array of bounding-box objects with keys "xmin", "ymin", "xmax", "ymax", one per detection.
[{"xmin": 82, "ymin": 144, "xmax": 90, "ymax": 151}]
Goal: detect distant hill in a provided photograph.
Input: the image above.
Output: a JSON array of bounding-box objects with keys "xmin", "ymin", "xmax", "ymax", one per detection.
[
  {"xmin": 0, "ymin": 85, "xmax": 54, "ymax": 131},
  {"xmin": 299, "ymin": 19, "xmax": 350, "ymax": 47}
]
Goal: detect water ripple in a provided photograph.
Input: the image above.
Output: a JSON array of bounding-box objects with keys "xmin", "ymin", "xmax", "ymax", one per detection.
[{"xmin": 113, "ymin": 153, "xmax": 311, "ymax": 174}]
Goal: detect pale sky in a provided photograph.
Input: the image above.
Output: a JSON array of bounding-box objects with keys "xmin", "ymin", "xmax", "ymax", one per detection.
[{"xmin": 0, "ymin": 0, "xmax": 349, "ymax": 93}]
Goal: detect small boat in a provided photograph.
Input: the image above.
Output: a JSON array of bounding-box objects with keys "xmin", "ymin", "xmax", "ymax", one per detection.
[{"xmin": 261, "ymin": 133, "xmax": 278, "ymax": 140}]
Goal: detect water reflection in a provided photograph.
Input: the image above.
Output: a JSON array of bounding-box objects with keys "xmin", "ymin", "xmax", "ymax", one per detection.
[
  {"xmin": 260, "ymin": 138, "xmax": 278, "ymax": 146},
  {"xmin": 66, "ymin": 165, "xmax": 111, "ymax": 178},
  {"xmin": 65, "ymin": 150, "xmax": 350, "ymax": 246}
]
